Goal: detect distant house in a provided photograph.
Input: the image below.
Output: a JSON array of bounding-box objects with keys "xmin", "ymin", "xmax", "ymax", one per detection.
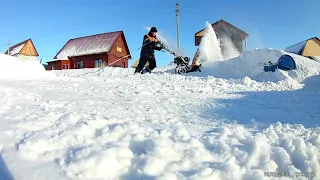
[
  {"xmin": 47, "ymin": 31, "xmax": 131, "ymax": 70},
  {"xmin": 195, "ymin": 19, "xmax": 248, "ymax": 55},
  {"xmin": 4, "ymin": 39, "xmax": 39, "ymax": 60},
  {"xmin": 285, "ymin": 37, "xmax": 320, "ymax": 60}
]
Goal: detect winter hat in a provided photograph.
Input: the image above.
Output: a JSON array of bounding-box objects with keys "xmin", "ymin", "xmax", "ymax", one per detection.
[{"xmin": 150, "ymin": 27, "xmax": 157, "ymax": 32}]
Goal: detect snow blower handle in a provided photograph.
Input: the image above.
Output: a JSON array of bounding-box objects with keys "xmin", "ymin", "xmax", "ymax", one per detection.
[{"xmin": 158, "ymin": 42, "xmax": 183, "ymax": 59}]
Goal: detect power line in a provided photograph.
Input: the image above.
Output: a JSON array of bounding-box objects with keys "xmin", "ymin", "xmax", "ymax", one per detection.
[
  {"xmin": 180, "ymin": 0, "xmax": 198, "ymax": 10},
  {"xmin": 32, "ymin": 6, "xmax": 174, "ymax": 36},
  {"xmin": 1, "ymin": 8, "xmax": 175, "ymax": 49}
]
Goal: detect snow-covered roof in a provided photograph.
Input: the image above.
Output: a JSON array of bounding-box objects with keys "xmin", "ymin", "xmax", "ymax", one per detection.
[
  {"xmin": 284, "ymin": 40, "xmax": 307, "ymax": 55},
  {"xmin": 4, "ymin": 39, "xmax": 29, "ymax": 56},
  {"xmin": 54, "ymin": 31, "xmax": 123, "ymax": 59}
]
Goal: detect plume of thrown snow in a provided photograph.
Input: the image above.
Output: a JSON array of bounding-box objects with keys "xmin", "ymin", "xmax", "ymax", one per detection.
[
  {"xmin": 220, "ymin": 35, "xmax": 240, "ymax": 60},
  {"xmin": 198, "ymin": 21, "xmax": 223, "ymax": 64}
]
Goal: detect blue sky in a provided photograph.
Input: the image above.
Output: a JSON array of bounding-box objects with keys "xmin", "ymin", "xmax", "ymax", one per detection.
[{"xmin": 0, "ymin": 0, "xmax": 319, "ymax": 67}]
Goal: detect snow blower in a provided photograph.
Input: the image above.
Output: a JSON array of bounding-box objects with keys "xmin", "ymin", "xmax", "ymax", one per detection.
[{"xmin": 158, "ymin": 42, "xmax": 201, "ymax": 74}]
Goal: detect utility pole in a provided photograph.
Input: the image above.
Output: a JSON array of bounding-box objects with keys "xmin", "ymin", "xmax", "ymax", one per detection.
[
  {"xmin": 176, "ymin": 3, "xmax": 180, "ymax": 50},
  {"xmin": 7, "ymin": 40, "xmax": 11, "ymax": 55}
]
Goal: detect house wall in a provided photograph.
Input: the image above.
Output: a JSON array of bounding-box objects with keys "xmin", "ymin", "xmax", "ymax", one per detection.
[
  {"xmin": 303, "ymin": 39, "xmax": 320, "ymax": 57},
  {"xmin": 107, "ymin": 34, "xmax": 130, "ymax": 68},
  {"xmin": 47, "ymin": 60, "xmax": 70, "ymax": 70},
  {"xmin": 48, "ymin": 53, "xmax": 129, "ymax": 71},
  {"xmin": 17, "ymin": 54, "xmax": 37, "ymax": 60},
  {"xmin": 69, "ymin": 54, "xmax": 108, "ymax": 69},
  {"xmin": 19, "ymin": 40, "xmax": 38, "ymax": 56},
  {"xmin": 47, "ymin": 61, "xmax": 61, "ymax": 70},
  {"xmin": 107, "ymin": 54, "xmax": 128, "ymax": 68}
]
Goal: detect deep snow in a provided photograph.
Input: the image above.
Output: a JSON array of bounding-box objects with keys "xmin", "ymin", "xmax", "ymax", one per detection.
[
  {"xmin": 0, "ymin": 48, "xmax": 320, "ymax": 180},
  {"xmin": 0, "ymin": 53, "xmax": 55, "ymax": 79}
]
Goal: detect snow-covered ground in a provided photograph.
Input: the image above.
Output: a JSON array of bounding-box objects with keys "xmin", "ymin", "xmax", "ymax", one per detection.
[{"xmin": 0, "ymin": 48, "xmax": 320, "ymax": 180}]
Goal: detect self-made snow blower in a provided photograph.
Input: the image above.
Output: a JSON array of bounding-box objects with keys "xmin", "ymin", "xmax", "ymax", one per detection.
[{"xmin": 158, "ymin": 42, "xmax": 201, "ymax": 74}]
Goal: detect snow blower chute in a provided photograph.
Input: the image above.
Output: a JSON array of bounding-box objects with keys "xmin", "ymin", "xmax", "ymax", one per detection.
[{"xmin": 158, "ymin": 42, "xmax": 201, "ymax": 74}]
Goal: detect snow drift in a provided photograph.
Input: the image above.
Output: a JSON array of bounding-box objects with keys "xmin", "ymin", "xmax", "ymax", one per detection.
[
  {"xmin": 0, "ymin": 53, "xmax": 55, "ymax": 79},
  {"xmin": 1, "ymin": 71, "xmax": 319, "ymax": 180},
  {"xmin": 188, "ymin": 48, "xmax": 320, "ymax": 84}
]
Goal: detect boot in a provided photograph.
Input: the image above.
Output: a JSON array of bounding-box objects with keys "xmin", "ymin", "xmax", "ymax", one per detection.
[
  {"xmin": 141, "ymin": 67, "xmax": 151, "ymax": 74},
  {"xmin": 134, "ymin": 67, "xmax": 141, "ymax": 74}
]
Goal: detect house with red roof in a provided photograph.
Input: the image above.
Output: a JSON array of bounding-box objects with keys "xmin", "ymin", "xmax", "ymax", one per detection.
[{"xmin": 47, "ymin": 31, "xmax": 131, "ymax": 70}]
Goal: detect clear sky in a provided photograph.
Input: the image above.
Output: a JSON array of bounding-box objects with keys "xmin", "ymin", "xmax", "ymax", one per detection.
[{"xmin": 0, "ymin": 0, "xmax": 319, "ymax": 67}]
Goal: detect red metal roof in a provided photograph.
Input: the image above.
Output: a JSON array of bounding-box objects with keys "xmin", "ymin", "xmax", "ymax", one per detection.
[{"xmin": 54, "ymin": 31, "xmax": 123, "ymax": 59}]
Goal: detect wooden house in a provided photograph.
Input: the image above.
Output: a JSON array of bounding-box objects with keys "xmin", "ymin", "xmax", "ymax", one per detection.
[
  {"xmin": 285, "ymin": 37, "xmax": 320, "ymax": 59},
  {"xmin": 4, "ymin": 39, "xmax": 39, "ymax": 60},
  {"xmin": 47, "ymin": 31, "xmax": 131, "ymax": 70},
  {"xmin": 195, "ymin": 19, "xmax": 248, "ymax": 55}
]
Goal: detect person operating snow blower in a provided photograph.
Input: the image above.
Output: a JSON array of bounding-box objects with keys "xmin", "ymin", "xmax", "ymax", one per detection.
[{"xmin": 134, "ymin": 27, "xmax": 163, "ymax": 74}]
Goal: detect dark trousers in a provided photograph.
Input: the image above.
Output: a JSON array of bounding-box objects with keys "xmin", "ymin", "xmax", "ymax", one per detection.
[{"xmin": 136, "ymin": 56, "xmax": 156, "ymax": 73}]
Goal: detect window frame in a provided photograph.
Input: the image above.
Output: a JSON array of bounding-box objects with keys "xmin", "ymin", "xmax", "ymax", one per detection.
[{"xmin": 95, "ymin": 59, "xmax": 103, "ymax": 68}]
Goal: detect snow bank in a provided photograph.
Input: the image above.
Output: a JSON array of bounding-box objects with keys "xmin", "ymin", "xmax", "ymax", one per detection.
[
  {"xmin": 52, "ymin": 48, "xmax": 320, "ymax": 92},
  {"xmin": 1, "ymin": 63, "xmax": 319, "ymax": 179},
  {"xmin": 188, "ymin": 48, "xmax": 320, "ymax": 83},
  {"xmin": 52, "ymin": 67, "xmax": 136, "ymax": 78},
  {"xmin": 0, "ymin": 53, "xmax": 55, "ymax": 79}
]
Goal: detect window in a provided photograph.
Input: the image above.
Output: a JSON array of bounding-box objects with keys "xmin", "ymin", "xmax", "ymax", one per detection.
[
  {"xmin": 74, "ymin": 61, "xmax": 84, "ymax": 69},
  {"xmin": 80, "ymin": 61, "xmax": 83, "ymax": 69},
  {"xmin": 95, "ymin": 59, "xmax": 103, "ymax": 68},
  {"xmin": 122, "ymin": 62, "xmax": 125, "ymax": 68},
  {"xmin": 63, "ymin": 64, "xmax": 69, "ymax": 69},
  {"xmin": 117, "ymin": 42, "xmax": 122, "ymax": 52}
]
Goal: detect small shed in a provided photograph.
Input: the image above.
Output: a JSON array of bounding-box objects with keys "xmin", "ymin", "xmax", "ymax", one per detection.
[{"xmin": 4, "ymin": 39, "xmax": 39, "ymax": 60}]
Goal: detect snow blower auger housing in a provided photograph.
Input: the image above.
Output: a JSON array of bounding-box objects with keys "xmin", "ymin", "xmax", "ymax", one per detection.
[{"xmin": 158, "ymin": 42, "xmax": 201, "ymax": 74}]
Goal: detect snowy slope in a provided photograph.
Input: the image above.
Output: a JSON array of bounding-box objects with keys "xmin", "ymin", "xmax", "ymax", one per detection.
[
  {"xmin": 0, "ymin": 53, "xmax": 55, "ymax": 79},
  {"xmin": 186, "ymin": 48, "xmax": 320, "ymax": 84},
  {"xmin": 0, "ymin": 48, "xmax": 320, "ymax": 180}
]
